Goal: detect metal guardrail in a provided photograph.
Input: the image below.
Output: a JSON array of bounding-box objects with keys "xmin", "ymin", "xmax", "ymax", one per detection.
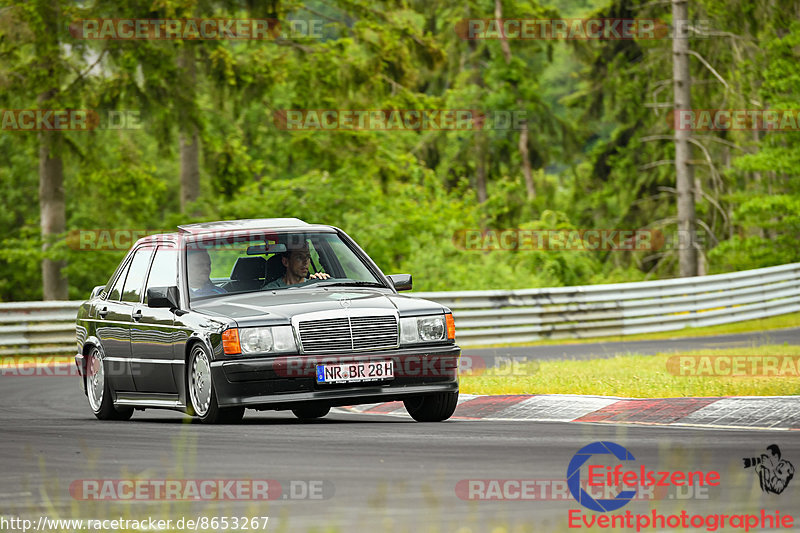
[
  {"xmin": 0, "ymin": 301, "xmax": 82, "ymax": 355},
  {"xmin": 0, "ymin": 263, "xmax": 798, "ymax": 354},
  {"xmin": 413, "ymin": 262, "xmax": 800, "ymax": 345}
]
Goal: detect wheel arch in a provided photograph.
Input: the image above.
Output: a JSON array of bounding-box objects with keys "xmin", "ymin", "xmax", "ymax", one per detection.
[
  {"xmin": 183, "ymin": 334, "xmax": 215, "ymax": 365},
  {"xmin": 182, "ymin": 334, "xmax": 215, "ymax": 411},
  {"xmin": 80, "ymin": 336, "xmax": 104, "ymax": 392}
]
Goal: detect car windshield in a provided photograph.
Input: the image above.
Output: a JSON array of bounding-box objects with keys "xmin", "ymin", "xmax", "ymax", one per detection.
[{"xmin": 186, "ymin": 231, "xmax": 385, "ymax": 300}]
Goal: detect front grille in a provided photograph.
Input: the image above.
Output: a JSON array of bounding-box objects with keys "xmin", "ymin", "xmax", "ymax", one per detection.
[
  {"xmin": 351, "ymin": 316, "xmax": 398, "ymax": 350},
  {"xmin": 298, "ymin": 315, "xmax": 398, "ymax": 353}
]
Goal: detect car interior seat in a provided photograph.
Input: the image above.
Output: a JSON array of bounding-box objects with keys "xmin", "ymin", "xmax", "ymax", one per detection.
[
  {"xmin": 228, "ymin": 256, "xmax": 267, "ymax": 292},
  {"xmin": 264, "ymin": 254, "xmax": 287, "ymax": 285}
]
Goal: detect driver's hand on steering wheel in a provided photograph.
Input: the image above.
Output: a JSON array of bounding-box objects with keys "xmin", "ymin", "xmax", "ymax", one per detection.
[{"xmin": 309, "ymin": 272, "xmax": 331, "ymax": 280}]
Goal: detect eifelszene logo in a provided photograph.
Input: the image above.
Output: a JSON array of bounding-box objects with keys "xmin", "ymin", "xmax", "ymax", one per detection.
[
  {"xmin": 567, "ymin": 441, "xmax": 721, "ymax": 512},
  {"xmin": 565, "ymin": 441, "xmax": 796, "ymax": 531},
  {"xmin": 743, "ymin": 445, "xmax": 795, "ymax": 495}
]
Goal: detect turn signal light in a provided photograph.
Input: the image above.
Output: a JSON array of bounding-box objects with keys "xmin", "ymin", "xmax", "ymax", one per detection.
[
  {"xmin": 222, "ymin": 328, "xmax": 242, "ymax": 355},
  {"xmin": 446, "ymin": 313, "xmax": 456, "ymax": 340}
]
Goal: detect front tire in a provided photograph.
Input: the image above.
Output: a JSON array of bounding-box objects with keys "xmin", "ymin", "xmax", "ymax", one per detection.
[
  {"xmin": 86, "ymin": 347, "xmax": 133, "ymax": 421},
  {"xmin": 187, "ymin": 343, "xmax": 244, "ymax": 424},
  {"xmin": 404, "ymin": 391, "xmax": 459, "ymax": 422}
]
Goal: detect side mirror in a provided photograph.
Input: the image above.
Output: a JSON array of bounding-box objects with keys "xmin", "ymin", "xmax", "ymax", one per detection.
[
  {"xmin": 147, "ymin": 286, "xmax": 180, "ymax": 309},
  {"xmin": 387, "ymin": 274, "xmax": 412, "ymax": 291},
  {"xmin": 90, "ymin": 285, "xmax": 105, "ymax": 299}
]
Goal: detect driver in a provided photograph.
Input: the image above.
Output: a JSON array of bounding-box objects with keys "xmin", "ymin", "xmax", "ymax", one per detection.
[{"xmin": 264, "ymin": 242, "xmax": 330, "ymax": 288}]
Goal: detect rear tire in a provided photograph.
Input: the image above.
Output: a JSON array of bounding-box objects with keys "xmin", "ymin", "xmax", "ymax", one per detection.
[
  {"xmin": 292, "ymin": 404, "xmax": 330, "ymax": 420},
  {"xmin": 187, "ymin": 343, "xmax": 244, "ymax": 424},
  {"xmin": 404, "ymin": 391, "xmax": 459, "ymax": 422},
  {"xmin": 86, "ymin": 346, "xmax": 133, "ymax": 421}
]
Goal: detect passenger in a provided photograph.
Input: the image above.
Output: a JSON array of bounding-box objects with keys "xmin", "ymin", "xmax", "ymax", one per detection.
[
  {"xmin": 187, "ymin": 249, "xmax": 227, "ymax": 296},
  {"xmin": 264, "ymin": 243, "xmax": 330, "ymax": 288}
]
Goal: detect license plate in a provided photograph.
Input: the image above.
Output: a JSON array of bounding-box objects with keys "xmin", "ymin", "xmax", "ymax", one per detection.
[{"xmin": 316, "ymin": 360, "xmax": 394, "ymax": 384}]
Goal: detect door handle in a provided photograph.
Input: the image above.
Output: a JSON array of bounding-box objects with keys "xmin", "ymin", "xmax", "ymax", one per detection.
[
  {"xmin": 132, "ymin": 310, "xmax": 143, "ymax": 321},
  {"xmin": 98, "ymin": 307, "xmax": 108, "ymax": 318}
]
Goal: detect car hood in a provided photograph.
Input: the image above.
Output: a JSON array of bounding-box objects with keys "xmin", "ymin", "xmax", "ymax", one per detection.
[{"xmin": 191, "ymin": 288, "xmax": 446, "ymax": 327}]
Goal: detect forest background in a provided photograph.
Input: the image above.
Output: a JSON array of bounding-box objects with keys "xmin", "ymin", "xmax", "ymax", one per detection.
[{"xmin": 1, "ymin": 0, "xmax": 798, "ymax": 301}]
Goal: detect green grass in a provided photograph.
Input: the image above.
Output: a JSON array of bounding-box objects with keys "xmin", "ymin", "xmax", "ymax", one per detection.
[
  {"xmin": 460, "ymin": 345, "xmax": 800, "ymax": 397},
  {"xmin": 460, "ymin": 311, "xmax": 800, "ymax": 348}
]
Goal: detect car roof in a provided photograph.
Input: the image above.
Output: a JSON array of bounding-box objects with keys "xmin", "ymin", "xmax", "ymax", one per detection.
[
  {"xmin": 177, "ymin": 218, "xmax": 311, "ymax": 234},
  {"xmin": 178, "ymin": 218, "xmax": 309, "ymax": 235},
  {"xmin": 132, "ymin": 219, "xmax": 338, "ymax": 249}
]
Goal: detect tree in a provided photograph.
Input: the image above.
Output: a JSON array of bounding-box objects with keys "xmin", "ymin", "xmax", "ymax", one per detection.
[
  {"xmin": 494, "ymin": 0, "xmax": 535, "ymax": 200},
  {"xmin": 177, "ymin": 45, "xmax": 200, "ymax": 213},
  {"xmin": 5, "ymin": 0, "xmax": 77, "ymax": 299},
  {"xmin": 671, "ymin": 0, "xmax": 698, "ymax": 276}
]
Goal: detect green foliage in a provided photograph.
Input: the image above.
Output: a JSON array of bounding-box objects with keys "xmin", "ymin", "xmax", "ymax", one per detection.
[{"xmin": 0, "ymin": 0, "xmax": 798, "ymax": 301}]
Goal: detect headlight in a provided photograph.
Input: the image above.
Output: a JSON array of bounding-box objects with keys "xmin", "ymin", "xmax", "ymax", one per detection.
[
  {"xmin": 222, "ymin": 326, "xmax": 297, "ymax": 355},
  {"xmin": 419, "ymin": 317, "xmax": 445, "ymax": 340},
  {"xmin": 240, "ymin": 328, "xmax": 273, "ymax": 352},
  {"xmin": 400, "ymin": 315, "xmax": 449, "ymax": 344}
]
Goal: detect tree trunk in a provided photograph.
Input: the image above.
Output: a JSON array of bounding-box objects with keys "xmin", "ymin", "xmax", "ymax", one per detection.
[
  {"xmin": 39, "ymin": 128, "xmax": 68, "ymax": 300},
  {"xmin": 672, "ymin": 0, "xmax": 698, "ymax": 277},
  {"xmin": 36, "ymin": 0, "xmax": 67, "ymax": 300},
  {"xmin": 180, "ymin": 129, "xmax": 200, "ymax": 212},
  {"xmin": 744, "ymin": 130, "xmax": 764, "ymax": 238},
  {"xmin": 178, "ymin": 46, "xmax": 200, "ymax": 213},
  {"xmin": 518, "ymin": 125, "xmax": 535, "ymax": 199},
  {"xmin": 495, "ymin": 0, "xmax": 535, "ymax": 199},
  {"xmin": 476, "ymin": 133, "xmax": 488, "ymax": 204}
]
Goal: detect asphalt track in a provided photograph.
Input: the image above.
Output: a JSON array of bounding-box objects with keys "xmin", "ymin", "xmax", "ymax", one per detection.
[{"xmin": 2, "ymin": 331, "xmax": 800, "ymax": 532}]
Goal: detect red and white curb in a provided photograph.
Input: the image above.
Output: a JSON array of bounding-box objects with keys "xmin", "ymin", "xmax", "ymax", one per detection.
[{"xmin": 336, "ymin": 394, "xmax": 800, "ymax": 431}]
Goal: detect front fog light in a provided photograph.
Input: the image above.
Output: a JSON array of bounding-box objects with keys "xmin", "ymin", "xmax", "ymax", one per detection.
[
  {"xmin": 400, "ymin": 317, "xmax": 419, "ymax": 344},
  {"xmin": 272, "ymin": 326, "xmax": 297, "ymax": 352},
  {"xmin": 240, "ymin": 328, "xmax": 273, "ymax": 353},
  {"xmin": 418, "ymin": 317, "xmax": 445, "ymax": 341}
]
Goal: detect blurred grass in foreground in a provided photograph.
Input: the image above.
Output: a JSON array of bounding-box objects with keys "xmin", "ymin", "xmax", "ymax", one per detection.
[{"xmin": 460, "ymin": 345, "xmax": 800, "ymax": 397}]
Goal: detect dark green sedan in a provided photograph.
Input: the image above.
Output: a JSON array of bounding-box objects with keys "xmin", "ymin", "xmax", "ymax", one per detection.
[{"xmin": 75, "ymin": 218, "xmax": 460, "ymax": 423}]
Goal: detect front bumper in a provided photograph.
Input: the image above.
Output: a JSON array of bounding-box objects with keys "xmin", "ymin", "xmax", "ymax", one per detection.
[{"xmin": 211, "ymin": 344, "xmax": 460, "ymax": 410}]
